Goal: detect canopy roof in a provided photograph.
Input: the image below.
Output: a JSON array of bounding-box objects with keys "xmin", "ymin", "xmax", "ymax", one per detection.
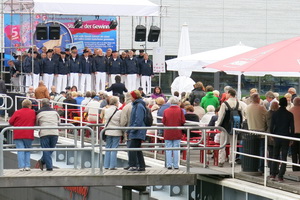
[
  {"xmin": 3, "ymin": 0, "xmax": 160, "ymax": 16},
  {"xmin": 166, "ymin": 42, "xmax": 256, "ymax": 72},
  {"xmin": 204, "ymin": 37, "xmax": 300, "ymax": 77}
]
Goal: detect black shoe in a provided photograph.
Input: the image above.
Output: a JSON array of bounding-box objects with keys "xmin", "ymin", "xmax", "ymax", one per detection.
[
  {"xmin": 123, "ymin": 166, "xmax": 130, "ymax": 170},
  {"xmin": 167, "ymin": 167, "xmax": 172, "ymax": 170},
  {"xmin": 138, "ymin": 168, "xmax": 145, "ymax": 172},
  {"xmin": 174, "ymin": 167, "xmax": 179, "ymax": 170},
  {"xmin": 37, "ymin": 160, "xmax": 44, "ymax": 171},
  {"xmin": 46, "ymin": 168, "xmax": 53, "ymax": 171},
  {"xmin": 109, "ymin": 168, "xmax": 117, "ymax": 170},
  {"xmin": 127, "ymin": 167, "xmax": 138, "ymax": 172}
]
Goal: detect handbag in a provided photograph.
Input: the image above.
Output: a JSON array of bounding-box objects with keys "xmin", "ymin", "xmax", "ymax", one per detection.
[{"xmin": 102, "ymin": 108, "xmax": 118, "ymax": 141}]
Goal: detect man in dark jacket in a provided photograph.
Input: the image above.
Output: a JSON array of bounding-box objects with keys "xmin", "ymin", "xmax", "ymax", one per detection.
[
  {"xmin": 189, "ymin": 81, "xmax": 205, "ymax": 105},
  {"xmin": 8, "ymin": 60, "xmax": 21, "ymax": 92},
  {"xmin": 42, "ymin": 49, "xmax": 57, "ymax": 90},
  {"xmin": 79, "ymin": 49, "xmax": 95, "ymax": 93},
  {"xmin": 270, "ymin": 97, "xmax": 294, "ymax": 182},
  {"xmin": 124, "ymin": 50, "xmax": 139, "ymax": 91},
  {"xmin": 107, "ymin": 51, "xmax": 123, "ymax": 85},
  {"xmin": 106, "ymin": 75, "xmax": 127, "ymax": 96},
  {"xmin": 56, "ymin": 52, "xmax": 70, "ymax": 93},
  {"xmin": 139, "ymin": 53, "xmax": 153, "ymax": 95},
  {"xmin": 94, "ymin": 49, "xmax": 107, "ymax": 93},
  {"xmin": 69, "ymin": 50, "xmax": 80, "ymax": 89},
  {"xmin": 126, "ymin": 90, "xmax": 147, "ymax": 172}
]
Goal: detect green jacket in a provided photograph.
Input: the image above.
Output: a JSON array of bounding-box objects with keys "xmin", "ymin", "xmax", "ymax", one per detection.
[{"xmin": 200, "ymin": 92, "xmax": 220, "ymax": 111}]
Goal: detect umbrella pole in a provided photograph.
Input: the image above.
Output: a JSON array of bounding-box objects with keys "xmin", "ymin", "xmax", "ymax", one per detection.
[{"xmin": 237, "ymin": 74, "xmax": 242, "ymax": 100}]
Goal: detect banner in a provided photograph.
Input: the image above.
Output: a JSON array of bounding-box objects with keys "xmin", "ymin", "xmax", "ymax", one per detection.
[
  {"xmin": 4, "ymin": 14, "xmax": 117, "ymax": 58},
  {"xmin": 153, "ymin": 47, "xmax": 166, "ymax": 73}
]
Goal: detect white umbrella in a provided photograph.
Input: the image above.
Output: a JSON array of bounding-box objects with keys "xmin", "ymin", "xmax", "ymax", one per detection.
[{"xmin": 170, "ymin": 23, "xmax": 195, "ymax": 95}]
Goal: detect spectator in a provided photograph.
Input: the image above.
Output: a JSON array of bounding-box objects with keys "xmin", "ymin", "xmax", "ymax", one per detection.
[
  {"xmin": 284, "ymin": 93, "xmax": 294, "ymax": 110},
  {"xmin": 193, "ymin": 98, "xmax": 205, "ymax": 120},
  {"xmin": 75, "ymin": 92, "xmax": 84, "ymax": 106},
  {"xmin": 138, "ymin": 87, "xmax": 146, "ymax": 97},
  {"xmin": 151, "ymin": 86, "xmax": 166, "ymax": 101},
  {"xmin": 288, "ymin": 87, "xmax": 297, "ymax": 102},
  {"xmin": 26, "ymin": 86, "xmax": 34, "ymax": 98},
  {"xmin": 216, "ymin": 89, "xmax": 247, "ymax": 167},
  {"xmin": 270, "ymin": 97, "xmax": 294, "ymax": 182},
  {"xmin": 200, "ymin": 105, "xmax": 216, "ymax": 126},
  {"xmin": 189, "ymin": 82, "xmax": 205, "ymax": 105},
  {"xmin": 53, "ymin": 91, "xmax": 66, "ymax": 109},
  {"xmin": 200, "ymin": 85, "xmax": 220, "ymax": 111},
  {"xmin": 63, "ymin": 92, "xmax": 77, "ymax": 110},
  {"xmin": 289, "ymin": 97, "xmax": 300, "ymax": 171},
  {"xmin": 49, "ymin": 86, "xmax": 58, "ymax": 99},
  {"xmin": 85, "ymin": 96, "xmax": 101, "ymax": 123},
  {"xmin": 162, "ymin": 97, "xmax": 186, "ymax": 169},
  {"xmin": 9, "ymin": 99, "xmax": 36, "ymax": 171},
  {"xmin": 263, "ymin": 91, "xmax": 278, "ymax": 110},
  {"xmin": 36, "ymin": 98, "xmax": 60, "ymax": 171},
  {"xmin": 220, "ymin": 86, "xmax": 231, "ymax": 103},
  {"xmin": 173, "ymin": 91, "xmax": 179, "ymax": 98},
  {"xmin": 246, "ymin": 93, "xmax": 268, "ymax": 173},
  {"xmin": 126, "ymin": 90, "xmax": 147, "ymax": 172},
  {"xmin": 81, "ymin": 91, "xmax": 92, "ymax": 107},
  {"xmin": 103, "ymin": 96, "xmax": 122, "ymax": 170},
  {"xmin": 34, "ymin": 80, "xmax": 50, "ymax": 99}
]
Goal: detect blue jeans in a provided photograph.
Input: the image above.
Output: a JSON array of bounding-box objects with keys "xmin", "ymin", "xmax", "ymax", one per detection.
[
  {"xmin": 14, "ymin": 139, "xmax": 32, "ymax": 169},
  {"xmin": 104, "ymin": 136, "xmax": 120, "ymax": 169},
  {"xmin": 165, "ymin": 140, "xmax": 180, "ymax": 168},
  {"xmin": 40, "ymin": 135, "xmax": 58, "ymax": 170}
]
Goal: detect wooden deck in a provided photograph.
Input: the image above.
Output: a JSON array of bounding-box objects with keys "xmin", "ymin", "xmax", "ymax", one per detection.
[{"xmin": 0, "ymin": 168, "xmax": 197, "ymax": 188}]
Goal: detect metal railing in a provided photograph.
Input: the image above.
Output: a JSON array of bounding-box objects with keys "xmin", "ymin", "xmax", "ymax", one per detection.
[
  {"xmin": 0, "ymin": 125, "xmax": 95, "ymax": 176},
  {"xmin": 232, "ymin": 128, "xmax": 300, "ymax": 186},
  {"xmin": 0, "ymin": 124, "xmax": 228, "ymax": 176},
  {"xmin": 98, "ymin": 126, "xmax": 228, "ymax": 175},
  {"xmin": 0, "ymin": 94, "xmax": 13, "ymax": 121}
]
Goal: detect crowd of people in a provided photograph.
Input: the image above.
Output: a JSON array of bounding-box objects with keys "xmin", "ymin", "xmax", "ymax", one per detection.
[
  {"xmin": 8, "ymin": 45, "xmax": 154, "ymax": 96},
  {"xmin": 7, "ymin": 78, "xmax": 300, "ymax": 180}
]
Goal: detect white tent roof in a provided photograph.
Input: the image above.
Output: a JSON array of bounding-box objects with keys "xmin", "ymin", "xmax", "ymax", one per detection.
[
  {"xmin": 166, "ymin": 42, "xmax": 256, "ymax": 72},
  {"xmin": 4, "ymin": 0, "xmax": 160, "ymax": 16}
]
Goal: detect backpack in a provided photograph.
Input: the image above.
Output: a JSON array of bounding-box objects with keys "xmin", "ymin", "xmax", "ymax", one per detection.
[
  {"xmin": 221, "ymin": 101, "xmax": 242, "ymax": 135},
  {"xmin": 144, "ymin": 107, "xmax": 153, "ymax": 127}
]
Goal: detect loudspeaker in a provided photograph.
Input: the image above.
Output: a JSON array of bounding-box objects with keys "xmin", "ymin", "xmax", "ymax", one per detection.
[
  {"xmin": 36, "ymin": 23, "xmax": 48, "ymax": 40},
  {"xmin": 148, "ymin": 26, "xmax": 160, "ymax": 42},
  {"xmin": 49, "ymin": 24, "xmax": 60, "ymax": 40},
  {"xmin": 135, "ymin": 25, "xmax": 147, "ymax": 42}
]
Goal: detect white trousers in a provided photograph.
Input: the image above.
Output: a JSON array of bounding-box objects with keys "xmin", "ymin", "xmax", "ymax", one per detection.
[
  {"xmin": 25, "ymin": 74, "xmax": 33, "ymax": 92},
  {"xmin": 11, "ymin": 77, "xmax": 19, "ymax": 92},
  {"xmin": 136, "ymin": 75, "xmax": 141, "ymax": 88},
  {"xmin": 56, "ymin": 75, "xmax": 68, "ymax": 93},
  {"xmin": 141, "ymin": 76, "xmax": 151, "ymax": 94},
  {"xmin": 95, "ymin": 72, "xmax": 106, "ymax": 93},
  {"xmin": 33, "ymin": 74, "xmax": 40, "ymax": 90},
  {"xmin": 43, "ymin": 74, "xmax": 54, "ymax": 91},
  {"xmin": 81, "ymin": 74, "xmax": 91, "ymax": 93},
  {"xmin": 126, "ymin": 74, "xmax": 137, "ymax": 92},
  {"xmin": 218, "ymin": 132, "xmax": 237, "ymax": 164},
  {"xmin": 69, "ymin": 73, "xmax": 79, "ymax": 89}
]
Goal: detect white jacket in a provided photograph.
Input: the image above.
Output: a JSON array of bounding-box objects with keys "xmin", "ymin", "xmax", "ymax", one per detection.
[{"xmin": 104, "ymin": 105, "xmax": 122, "ymax": 136}]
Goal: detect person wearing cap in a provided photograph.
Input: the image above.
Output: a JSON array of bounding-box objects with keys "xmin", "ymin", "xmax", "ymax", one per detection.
[
  {"xmin": 137, "ymin": 49, "xmax": 145, "ymax": 61},
  {"xmin": 107, "ymin": 50, "xmax": 123, "ymax": 85},
  {"xmin": 42, "ymin": 49, "xmax": 57, "ymax": 91},
  {"xmin": 126, "ymin": 90, "xmax": 147, "ymax": 172},
  {"xmin": 71, "ymin": 46, "xmax": 78, "ymax": 54},
  {"xmin": 69, "ymin": 49, "xmax": 80, "ymax": 89},
  {"xmin": 139, "ymin": 53, "xmax": 153, "ymax": 95},
  {"xmin": 138, "ymin": 87, "xmax": 146, "ymax": 97},
  {"xmin": 56, "ymin": 52, "xmax": 70, "ymax": 93},
  {"xmin": 124, "ymin": 50, "xmax": 139, "ymax": 91},
  {"xmin": 23, "ymin": 51, "xmax": 42, "ymax": 90},
  {"xmin": 94, "ymin": 49, "xmax": 108, "ymax": 93},
  {"xmin": 23, "ymin": 50, "xmax": 34, "ymax": 92},
  {"xmin": 65, "ymin": 48, "xmax": 70, "ymax": 59},
  {"xmin": 79, "ymin": 49, "xmax": 95, "ymax": 93}
]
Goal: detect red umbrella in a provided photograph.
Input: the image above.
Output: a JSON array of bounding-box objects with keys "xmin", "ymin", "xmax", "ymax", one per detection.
[{"xmin": 204, "ymin": 36, "xmax": 300, "ymax": 77}]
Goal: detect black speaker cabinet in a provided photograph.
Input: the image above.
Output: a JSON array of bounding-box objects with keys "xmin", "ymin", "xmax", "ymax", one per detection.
[
  {"xmin": 135, "ymin": 25, "xmax": 147, "ymax": 42},
  {"xmin": 36, "ymin": 23, "xmax": 48, "ymax": 40},
  {"xmin": 49, "ymin": 24, "xmax": 60, "ymax": 40},
  {"xmin": 148, "ymin": 26, "xmax": 160, "ymax": 42}
]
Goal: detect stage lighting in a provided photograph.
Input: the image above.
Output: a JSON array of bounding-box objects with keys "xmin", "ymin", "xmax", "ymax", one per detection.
[
  {"xmin": 109, "ymin": 20, "xmax": 118, "ymax": 29},
  {"xmin": 74, "ymin": 19, "xmax": 83, "ymax": 28}
]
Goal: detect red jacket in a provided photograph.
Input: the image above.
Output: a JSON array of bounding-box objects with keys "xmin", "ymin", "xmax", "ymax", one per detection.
[
  {"xmin": 9, "ymin": 108, "xmax": 36, "ymax": 140},
  {"xmin": 162, "ymin": 105, "xmax": 186, "ymax": 140}
]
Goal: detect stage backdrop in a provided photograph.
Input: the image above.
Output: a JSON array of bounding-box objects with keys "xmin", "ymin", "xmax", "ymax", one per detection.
[{"xmin": 4, "ymin": 14, "xmax": 117, "ymax": 59}]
